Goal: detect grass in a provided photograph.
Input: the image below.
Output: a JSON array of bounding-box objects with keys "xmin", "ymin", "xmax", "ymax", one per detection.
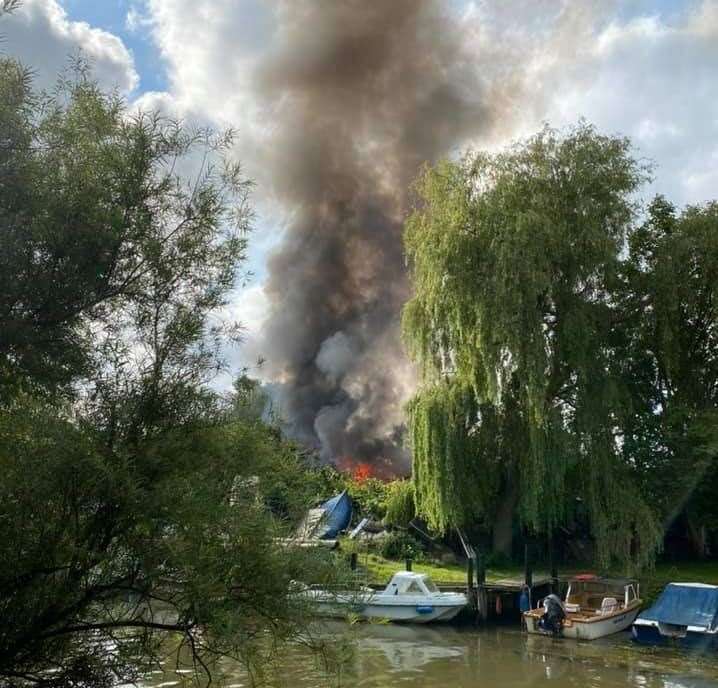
[
  {"xmin": 641, "ymin": 560, "xmax": 718, "ymax": 603},
  {"xmin": 353, "ymin": 548, "xmax": 718, "ymax": 603},
  {"xmin": 356, "ymin": 551, "xmax": 547, "ymax": 586}
]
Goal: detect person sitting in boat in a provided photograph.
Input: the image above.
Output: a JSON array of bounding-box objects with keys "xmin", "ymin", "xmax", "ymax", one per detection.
[{"xmin": 538, "ymin": 593, "xmax": 565, "ymax": 635}]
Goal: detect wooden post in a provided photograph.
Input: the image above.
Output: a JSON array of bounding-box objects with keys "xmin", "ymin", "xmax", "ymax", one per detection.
[
  {"xmin": 476, "ymin": 549, "xmax": 486, "ymax": 585},
  {"xmin": 549, "ymin": 535, "xmax": 558, "ymax": 594},
  {"xmin": 350, "ymin": 552, "xmax": 358, "ymax": 571},
  {"xmin": 524, "ymin": 542, "xmax": 533, "ymax": 588},
  {"xmin": 477, "ymin": 587, "xmax": 488, "ymax": 622},
  {"xmin": 405, "ymin": 557, "xmax": 413, "ymax": 571},
  {"xmin": 466, "ymin": 555, "xmax": 476, "ymax": 611},
  {"xmin": 476, "ymin": 548, "xmax": 488, "ymax": 622}
]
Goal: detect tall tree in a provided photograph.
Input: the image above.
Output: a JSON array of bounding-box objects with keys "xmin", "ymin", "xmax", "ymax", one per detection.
[
  {"xmin": 0, "ymin": 59, "xmax": 342, "ymax": 686},
  {"xmin": 403, "ymin": 123, "xmax": 662, "ymax": 569},
  {"xmin": 621, "ymin": 197, "xmax": 718, "ymax": 555}
]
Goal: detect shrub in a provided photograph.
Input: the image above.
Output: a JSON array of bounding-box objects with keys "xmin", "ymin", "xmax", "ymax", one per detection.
[
  {"xmin": 383, "ymin": 480, "xmax": 416, "ymax": 527},
  {"xmin": 380, "ymin": 531, "xmax": 424, "ymax": 561}
]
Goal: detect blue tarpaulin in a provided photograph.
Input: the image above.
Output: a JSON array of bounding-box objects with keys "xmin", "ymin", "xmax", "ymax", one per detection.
[
  {"xmin": 317, "ymin": 490, "xmax": 352, "ymax": 539},
  {"xmin": 640, "ymin": 584, "xmax": 718, "ymax": 630}
]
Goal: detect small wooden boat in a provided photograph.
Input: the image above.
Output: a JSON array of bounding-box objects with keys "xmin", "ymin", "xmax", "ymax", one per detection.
[
  {"xmin": 300, "ymin": 571, "xmax": 468, "ymax": 623},
  {"xmin": 632, "ymin": 582, "xmax": 718, "ymax": 649},
  {"xmin": 524, "ymin": 575, "xmax": 642, "ymax": 640}
]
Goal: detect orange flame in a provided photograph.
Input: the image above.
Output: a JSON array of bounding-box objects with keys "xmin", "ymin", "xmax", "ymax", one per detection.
[
  {"xmin": 335, "ymin": 456, "xmax": 396, "ymax": 482},
  {"xmin": 352, "ymin": 462, "xmax": 373, "ymax": 483}
]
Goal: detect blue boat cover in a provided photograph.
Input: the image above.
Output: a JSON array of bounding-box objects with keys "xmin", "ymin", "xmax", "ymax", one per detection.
[
  {"xmin": 317, "ymin": 490, "xmax": 352, "ymax": 539},
  {"xmin": 640, "ymin": 584, "xmax": 718, "ymax": 630}
]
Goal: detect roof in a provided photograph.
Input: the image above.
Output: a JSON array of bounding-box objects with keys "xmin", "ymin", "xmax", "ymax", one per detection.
[
  {"xmin": 384, "ymin": 571, "xmax": 434, "ymax": 594},
  {"xmin": 391, "ymin": 571, "xmax": 429, "ymax": 581}
]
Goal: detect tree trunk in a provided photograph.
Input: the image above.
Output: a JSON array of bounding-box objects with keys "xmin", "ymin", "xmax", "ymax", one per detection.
[
  {"xmin": 492, "ymin": 479, "xmax": 519, "ymax": 558},
  {"xmin": 686, "ymin": 513, "xmax": 707, "ymax": 559}
]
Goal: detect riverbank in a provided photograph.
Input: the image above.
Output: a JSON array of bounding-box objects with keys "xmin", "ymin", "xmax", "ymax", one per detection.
[
  {"xmin": 358, "ymin": 552, "xmax": 718, "ymax": 604},
  {"xmin": 357, "ymin": 552, "xmax": 544, "ymax": 586}
]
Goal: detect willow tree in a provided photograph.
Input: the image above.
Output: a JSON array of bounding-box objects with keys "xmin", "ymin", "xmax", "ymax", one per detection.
[{"xmin": 403, "ymin": 123, "xmax": 662, "ymax": 570}]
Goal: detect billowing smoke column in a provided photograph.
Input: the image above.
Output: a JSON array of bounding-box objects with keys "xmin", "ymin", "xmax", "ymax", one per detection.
[{"xmin": 254, "ymin": 0, "xmax": 496, "ymax": 474}]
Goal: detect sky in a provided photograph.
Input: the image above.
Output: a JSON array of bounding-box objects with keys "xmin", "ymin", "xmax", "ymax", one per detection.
[{"xmin": 3, "ymin": 0, "xmax": 718, "ymax": 457}]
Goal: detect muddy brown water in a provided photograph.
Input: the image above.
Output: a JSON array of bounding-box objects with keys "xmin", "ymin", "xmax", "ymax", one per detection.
[{"xmin": 140, "ymin": 622, "xmax": 718, "ymax": 688}]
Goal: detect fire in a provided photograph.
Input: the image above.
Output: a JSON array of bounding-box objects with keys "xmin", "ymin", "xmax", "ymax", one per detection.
[
  {"xmin": 352, "ymin": 462, "xmax": 373, "ymax": 483},
  {"xmin": 336, "ymin": 456, "xmax": 396, "ymax": 482}
]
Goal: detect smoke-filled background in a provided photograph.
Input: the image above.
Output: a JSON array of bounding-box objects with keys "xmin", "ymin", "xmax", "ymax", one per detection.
[
  {"xmin": 251, "ymin": 1, "xmax": 508, "ymax": 473},
  {"xmin": 14, "ymin": 0, "xmax": 718, "ymax": 474}
]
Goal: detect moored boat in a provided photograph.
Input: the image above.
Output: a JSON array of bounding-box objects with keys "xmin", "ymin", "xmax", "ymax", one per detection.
[
  {"xmin": 524, "ymin": 575, "xmax": 642, "ymax": 640},
  {"xmin": 631, "ymin": 582, "xmax": 718, "ymax": 649},
  {"xmin": 300, "ymin": 571, "xmax": 468, "ymax": 623}
]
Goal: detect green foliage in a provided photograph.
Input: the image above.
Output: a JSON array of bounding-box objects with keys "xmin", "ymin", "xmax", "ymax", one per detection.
[
  {"xmin": 383, "ymin": 479, "xmax": 416, "ymax": 528},
  {"xmin": 403, "ymin": 123, "xmax": 663, "ymax": 570},
  {"xmin": 620, "ymin": 197, "xmax": 718, "ymax": 542},
  {"xmin": 0, "ymin": 61, "xmax": 345, "ymax": 687},
  {"xmin": 345, "ymin": 477, "xmax": 391, "ymax": 518},
  {"xmin": 0, "ymin": 394, "xmax": 344, "ymax": 685},
  {"xmin": 0, "ymin": 54, "xmax": 251, "ymax": 400},
  {"xmin": 379, "ymin": 532, "xmax": 424, "ymax": 561}
]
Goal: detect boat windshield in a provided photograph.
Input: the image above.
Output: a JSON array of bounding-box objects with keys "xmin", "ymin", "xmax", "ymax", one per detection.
[
  {"xmin": 566, "ymin": 580, "xmax": 628, "ymax": 609},
  {"xmin": 422, "ymin": 577, "xmax": 439, "ymax": 593}
]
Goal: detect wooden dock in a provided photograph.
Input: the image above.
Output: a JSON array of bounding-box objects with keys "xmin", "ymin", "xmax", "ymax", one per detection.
[
  {"xmin": 366, "ymin": 549, "xmax": 558, "ymax": 623},
  {"xmin": 358, "ymin": 536, "xmax": 562, "ymax": 624}
]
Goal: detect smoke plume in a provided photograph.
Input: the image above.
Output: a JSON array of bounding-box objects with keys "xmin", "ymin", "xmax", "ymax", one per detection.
[{"xmin": 254, "ymin": 0, "xmax": 507, "ymax": 473}]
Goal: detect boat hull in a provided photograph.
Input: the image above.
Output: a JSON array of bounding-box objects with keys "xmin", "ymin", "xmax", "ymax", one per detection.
[
  {"xmin": 308, "ymin": 592, "xmax": 467, "ymax": 624},
  {"xmin": 631, "ymin": 621, "xmax": 718, "ymax": 650},
  {"xmin": 525, "ymin": 605, "xmax": 641, "ymax": 640}
]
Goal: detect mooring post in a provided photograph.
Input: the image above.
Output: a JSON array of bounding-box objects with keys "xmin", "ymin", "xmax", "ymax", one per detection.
[
  {"xmin": 405, "ymin": 557, "xmax": 413, "ymax": 571},
  {"xmin": 466, "ymin": 555, "xmax": 476, "ymax": 609},
  {"xmin": 476, "ymin": 548, "xmax": 488, "ymax": 622},
  {"xmin": 476, "ymin": 548, "xmax": 486, "ymax": 585},
  {"xmin": 524, "ymin": 542, "xmax": 533, "ymax": 589}
]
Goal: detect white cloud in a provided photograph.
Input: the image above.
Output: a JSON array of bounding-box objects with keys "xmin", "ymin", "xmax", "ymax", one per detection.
[
  {"xmin": 511, "ymin": 0, "xmax": 718, "ymax": 207},
  {"xmin": 143, "ymin": 0, "xmax": 718, "ymax": 206},
  {"xmin": 131, "ymin": 0, "xmax": 718, "ymax": 375},
  {"xmin": 125, "ymin": 5, "xmax": 152, "ymax": 34},
  {"xmin": 1, "ymin": 0, "xmax": 138, "ymax": 92}
]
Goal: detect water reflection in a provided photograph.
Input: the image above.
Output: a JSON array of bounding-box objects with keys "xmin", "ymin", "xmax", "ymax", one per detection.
[{"xmin": 140, "ymin": 623, "xmax": 718, "ymax": 688}]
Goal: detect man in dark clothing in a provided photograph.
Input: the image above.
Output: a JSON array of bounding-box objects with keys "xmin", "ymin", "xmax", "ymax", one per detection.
[{"xmin": 538, "ymin": 593, "xmax": 565, "ymax": 635}]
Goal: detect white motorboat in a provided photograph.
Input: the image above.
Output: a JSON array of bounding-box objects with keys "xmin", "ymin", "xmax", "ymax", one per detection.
[
  {"xmin": 300, "ymin": 571, "xmax": 468, "ymax": 623},
  {"xmin": 524, "ymin": 575, "xmax": 642, "ymax": 640}
]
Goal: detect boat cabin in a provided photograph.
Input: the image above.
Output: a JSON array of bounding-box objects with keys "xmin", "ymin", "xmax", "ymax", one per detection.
[
  {"xmin": 382, "ymin": 572, "xmax": 440, "ymax": 597},
  {"xmin": 564, "ymin": 575, "xmax": 639, "ymax": 615}
]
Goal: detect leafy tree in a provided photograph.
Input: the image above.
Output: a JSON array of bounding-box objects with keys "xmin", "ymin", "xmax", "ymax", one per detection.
[
  {"xmin": 621, "ymin": 197, "xmax": 718, "ymax": 555},
  {"xmin": 0, "ymin": 59, "xmax": 343, "ymax": 686},
  {"xmin": 403, "ymin": 123, "xmax": 662, "ymax": 570},
  {"xmin": 383, "ymin": 479, "xmax": 416, "ymax": 528}
]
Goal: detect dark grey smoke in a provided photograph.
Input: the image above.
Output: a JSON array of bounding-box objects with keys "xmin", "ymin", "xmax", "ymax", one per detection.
[{"xmin": 254, "ymin": 0, "xmax": 501, "ymax": 473}]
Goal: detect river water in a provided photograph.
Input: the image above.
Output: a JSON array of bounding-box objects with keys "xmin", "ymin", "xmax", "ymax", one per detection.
[{"xmin": 140, "ymin": 623, "xmax": 718, "ymax": 687}]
